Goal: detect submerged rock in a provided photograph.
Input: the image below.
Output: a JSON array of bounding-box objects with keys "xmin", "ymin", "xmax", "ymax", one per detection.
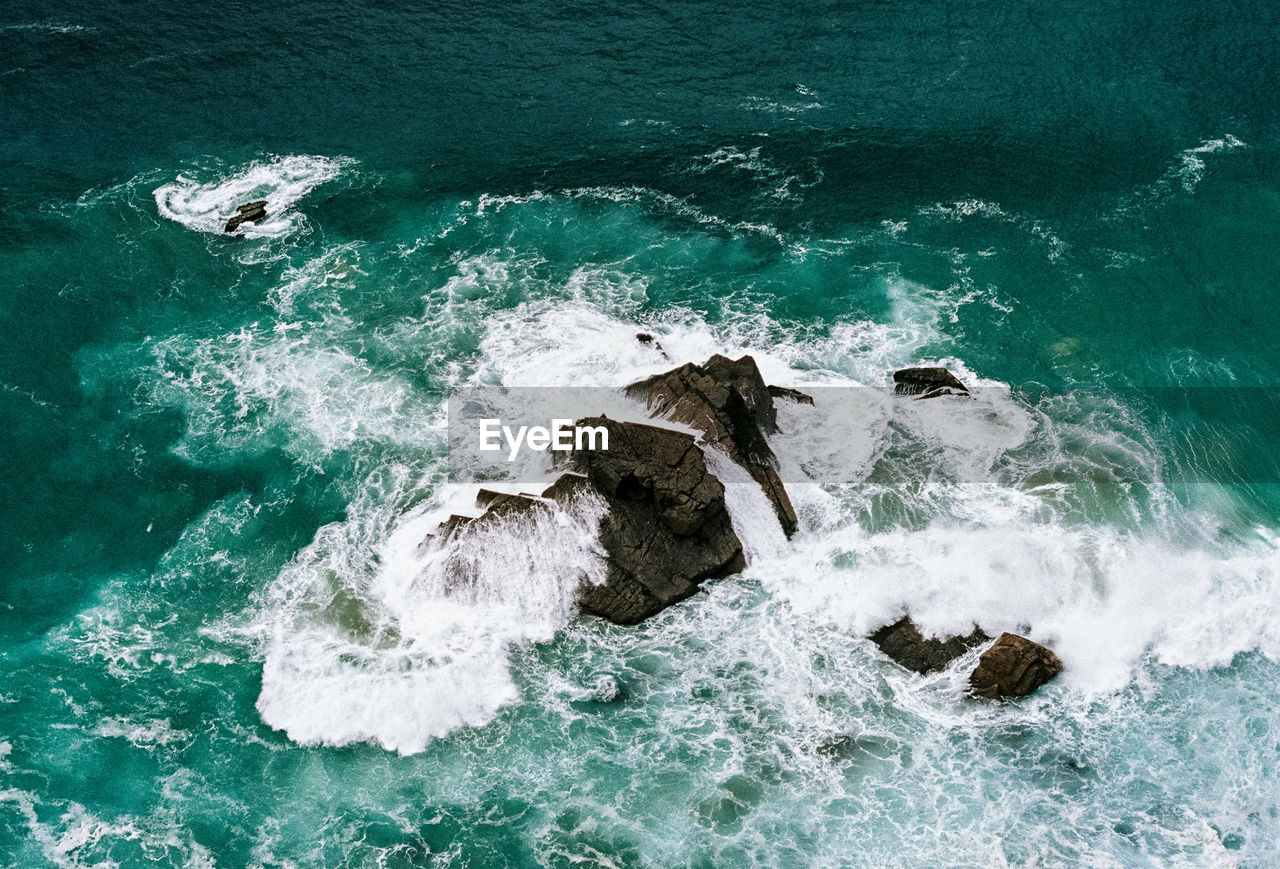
[
  {"xmin": 969, "ymin": 632, "xmax": 1063, "ymax": 699},
  {"xmin": 868, "ymin": 617, "xmax": 990, "ymax": 675},
  {"xmin": 635, "ymin": 332, "xmax": 670, "ymax": 359},
  {"xmin": 626, "ymin": 354, "xmax": 797, "ymax": 536},
  {"xmin": 570, "ymin": 417, "xmax": 745, "ymax": 625},
  {"xmin": 224, "ymin": 200, "xmax": 268, "ymax": 233},
  {"xmin": 892, "ymin": 366, "xmax": 969, "ymax": 399}
]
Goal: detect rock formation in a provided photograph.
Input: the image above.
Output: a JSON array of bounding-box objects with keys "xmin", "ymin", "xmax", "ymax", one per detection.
[
  {"xmin": 567, "ymin": 417, "xmax": 745, "ymax": 624},
  {"xmin": 868, "ymin": 617, "xmax": 989, "ymax": 675},
  {"xmin": 892, "ymin": 366, "xmax": 969, "ymax": 399},
  {"xmin": 426, "ymin": 354, "xmax": 1072, "ymax": 702},
  {"xmin": 869, "ymin": 619, "xmax": 1061, "ymax": 700},
  {"xmin": 635, "ymin": 332, "xmax": 670, "ymax": 359},
  {"xmin": 767, "ymin": 385, "xmax": 815, "ymax": 406},
  {"xmin": 626, "ymin": 354, "xmax": 797, "ymax": 536},
  {"xmin": 969, "ymin": 632, "xmax": 1063, "ymax": 699},
  {"xmin": 225, "ymin": 200, "xmax": 268, "ymax": 233}
]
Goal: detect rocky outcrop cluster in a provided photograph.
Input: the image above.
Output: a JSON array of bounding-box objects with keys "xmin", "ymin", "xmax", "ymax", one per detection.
[
  {"xmin": 870, "ymin": 616, "xmax": 1062, "ymax": 699},
  {"xmin": 430, "ymin": 357, "xmax": 1062, "ymax": 699}
]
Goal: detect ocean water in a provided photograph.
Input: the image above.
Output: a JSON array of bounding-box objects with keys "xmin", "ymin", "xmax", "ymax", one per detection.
[{"xmin": 5, "ymin": 0, "xmax": 1280, "ymax": 865}]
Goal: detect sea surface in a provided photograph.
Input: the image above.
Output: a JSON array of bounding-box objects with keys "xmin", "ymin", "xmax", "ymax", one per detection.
[{"xmin": 5, "ymin": 0, "xmax": 1280, "ymax": 865}]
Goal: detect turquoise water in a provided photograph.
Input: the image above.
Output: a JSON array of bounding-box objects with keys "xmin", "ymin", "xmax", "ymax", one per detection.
[{"xmin": 5, "ymin": 1, "xmax": 1280, "ymax": 865}]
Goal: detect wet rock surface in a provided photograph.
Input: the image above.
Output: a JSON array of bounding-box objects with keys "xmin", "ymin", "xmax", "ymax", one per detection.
[
  {"xmin": 626, "ymin": 354, "xmax": 797, "ymax": 536},
  {"xmin": 767, "ymin": 384, "xmax": 815, "ymax": 405},
  {"xmin": 224, "ymin": 200, "xmax": 268, "ymax": 232},
  {"xmin": 969, "ymin": 632, "xmax": 1063, "ymax": 700},
  {"xmin": 868, "ymin": 617, "xmax": 990, "ymax": 675},
  {"xmin": 570, "ymin": 417, "xmax": 746, "ymax": 625},
  {"xmin": 892, "ymin": 366, "xmax": 970, "ymax": 399}
]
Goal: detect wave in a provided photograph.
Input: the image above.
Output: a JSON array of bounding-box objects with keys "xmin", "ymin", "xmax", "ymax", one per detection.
[
  {"xmin": 1110, "ymin": 134, "xmax": 1247, "ymax": 219},
  {"xmin": 253, "ymin": 471, "xmax": 611, "ymax": 754},
  {"xmin": 0, "ymin": 21, "xmax": 95, "ymax": 35},
  {"xmin": 153, "ymin": 155, "xmax": 349, "ymax": 238}
]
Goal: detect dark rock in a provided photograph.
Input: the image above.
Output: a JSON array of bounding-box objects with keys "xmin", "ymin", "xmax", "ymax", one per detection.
[
  {"xmin": 869, "ymin": 617, "xmax": 990, "ymax": 675},
  {"xmin": 635, "ymin": 332, "xmax": 669, "ymax": 359},
  {"xmin": 474, "ymin": 489, "xmax": 544, "ymax": 516},
  {"xmin": 224, "ymin": 200, "xmax": 268, "ymax": 233},
  {"xmin": 540, "ymin": 472, "xmax": 591, "ymax": 503},
  {"xmin": 767, "ymin": 385, "xmax": 815, "ymax": 406},
  {"xmin": 892, "ymin": 366, "xmax": 970, "ymax": 399},
  {"xmin": 571, "ymin": 417, "xmax": 745, "ymax": 624},
  {"xmin": 474, "ymin": 488, "xmax": 506, "ymax": 509},
  {"xmin": 626, "ymin": 354, "xmax": 797, "ymax": 536},
  {"xmin": 433, "ymin": 491, "xmax": 550, "ymax": 544},
  {"xmin": 435, "ymin": 513, "xmax": 474, "ymax": 542},
  {"xmin": 969, "ymin": 633, "xmax": 1062, "ymax": 699}
]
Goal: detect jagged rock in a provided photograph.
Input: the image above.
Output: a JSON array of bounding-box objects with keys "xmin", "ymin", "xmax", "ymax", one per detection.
[
  {"xmin": 869, "ymin": 617, "xmax": 990, "ymax": 675},
  {"xmin": 540, "ymin": 472, "xmax": 591, "ymax": 503},
  {"xmin": 224, "ymin": 200, "xmax": 268, "ymax": 233},
  {"xmin": 570, "ymin": 417, "xmax": 745, "ymax": 625},
  {"xmin": 433, "ymin": 491, "xmax": 550, "ymax": 543},
  {"xmin": 767, "ymin": 385, "xmax": 815, "ymax": 406},
  {"xmin": 474, "ymin": 489, "xmax": 543, "ymax": 515},
  {"xmin": 892, "ymin": 366, "xmax": 969, "ymax": 399},
  {"xmin": 435, "ymin": 513, "xmax": 474, "ymax": 542},
  {"xmin": 626, "ymin": 354, "xmax": 797, "ymax": 536},
  {"xmin": 428, "ymin": 353, "xmax": 807, "ymax": 625},
  {"xmin": 969, "ymin": 633, "xmax": 1062, "ymax": 699}
]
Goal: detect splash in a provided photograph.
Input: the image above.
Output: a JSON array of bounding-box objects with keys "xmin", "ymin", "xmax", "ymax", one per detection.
[{"xmin": 153, "ymin": 155, "xmax": 349, "ymax": 238}]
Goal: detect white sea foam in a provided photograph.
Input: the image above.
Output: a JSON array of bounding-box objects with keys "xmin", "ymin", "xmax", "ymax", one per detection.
[
  {"xmin": 254, "ymin": 472, "xmax": 609, "ymax": 754},
  {"xmin": 916, "ymin": 198, "xmax": 1069, "ymax": 263},
  {"xmin": 768, "ymin": 513, "xmax": 1280, "ymax": 693},
  {"xmin": 1174, "ymin": 134, "xmax": 1247, "ymax": 193},
  {"xmin": 1111, "ymin": 134, "xmax": 1247, "ymax": 218},
  {"xmin": 145, "ymin": 320, "xmax": 437, "ymax": 465},
  {"xmin": 0, "ymin": 788, "xmax": 216, "ymax": 869},
  {"xmin": 154, "ymin": 155, "xmax": 348, "ymax": 238},
  {"xmin": 1, "ymin": 21, "xmax": 94, "ymax": 34},
  {"xmin": 93, "ymin": 716, "xmax": 186, "ymax": 750},
  {"xmin": 701, "ymin": 447, "xmax": 788, "ymax": 563}
]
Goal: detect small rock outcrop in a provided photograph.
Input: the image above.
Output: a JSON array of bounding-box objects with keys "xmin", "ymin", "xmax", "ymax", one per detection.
[
  {"xmin": 767, "ymin": 385, "xmax": 815, "ymax": 406},
  {"xmin": 225, "ymin": 200, "xmax": 268, "ymax": 233},
  {"xmin": 434, "ymin": 489, "xmax": 551, "ymax": 543},
  {"xmin": 893, "ymin": 366, "xmax": 969, "ymax": 399},
  {"xmin": 868, "ymin": 617, "xmax": 990, "ymax": 675},
  {"xmin": 969, "ymin": 633, "xmax": 1063, "ymax": 699},
  {"xmin": 635, "ymin": 332, "xmax": 669, "ymax": 359},
  {"xmin": 626, "ymin": 355, "xmax": 797, "ymax": 536},
  {"xmin": 569, "ymin": 417, "xmax": 746, "ymax": 624}
]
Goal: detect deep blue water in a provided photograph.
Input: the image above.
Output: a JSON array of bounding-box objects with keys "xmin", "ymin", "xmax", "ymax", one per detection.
[{"xmin": 4, "ymin": 1, "xmax": 1280, "ymax": 865}]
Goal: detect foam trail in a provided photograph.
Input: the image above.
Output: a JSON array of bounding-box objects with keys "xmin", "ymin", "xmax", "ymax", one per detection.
[
  {"xmin": 154, "ymin": 155, "xmax": 348, "ymax": 237},
  {"xmin": 700, "ymin": 447, "xmax": 788, "ymax": 562}
]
